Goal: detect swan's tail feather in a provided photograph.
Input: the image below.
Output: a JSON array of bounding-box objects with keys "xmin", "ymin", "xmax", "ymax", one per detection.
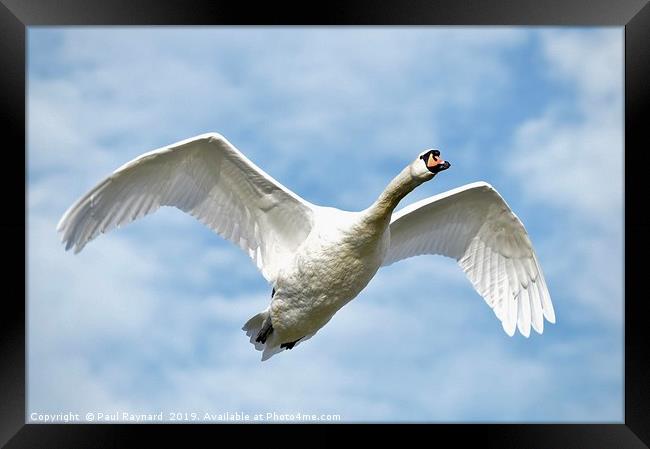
[
  {"xmin": 242, "ymin": 309, "xmax": 283, "ymax": 361},
  {"xmin": 259, "ymin": 333, "xmax": 315, "ymax": 361},
  {"xmin": 261, "ymin": 344, "xmax": 285, "ymax": 361},
  {"xmin": 242, "ymin": 310, "xmax": 316, "ymax": 361},
  {"xmin": 242, "ymin": 309, "xmax": 269, "ymax": 352}
]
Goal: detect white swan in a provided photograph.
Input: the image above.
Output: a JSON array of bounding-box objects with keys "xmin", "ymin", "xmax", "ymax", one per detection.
[{"xmin": 58, "ymin": 132, "xmax": 555, "ymax": 360}]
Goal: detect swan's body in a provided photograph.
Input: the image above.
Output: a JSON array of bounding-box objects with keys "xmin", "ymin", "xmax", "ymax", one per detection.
[
  {"xmin": 58, "ymin": 132, "xmax": 555, "ymax": 361},
  {"xmin": 261, "ymin": 206, "xmax": 390, "ymax": 356}
]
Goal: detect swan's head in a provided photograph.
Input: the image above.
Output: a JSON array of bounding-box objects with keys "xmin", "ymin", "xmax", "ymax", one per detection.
[{"xmin": 411, "ymin": 149, "xmax": 451, "ymax": 181}]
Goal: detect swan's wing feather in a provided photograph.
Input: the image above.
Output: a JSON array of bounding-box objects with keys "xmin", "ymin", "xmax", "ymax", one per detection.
[
  {"xmin": 57, "ymin": 133, "xmax": 314, "ymax": 283},
  {"xmin": 383, "ymin": 181, "xmax": 555, "ymax": 336}
]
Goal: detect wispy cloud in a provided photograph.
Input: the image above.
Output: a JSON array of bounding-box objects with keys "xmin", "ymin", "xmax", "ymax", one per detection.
[{"xmin": 507, "ymin": 29, "xmax": 623, "ymax": 221}]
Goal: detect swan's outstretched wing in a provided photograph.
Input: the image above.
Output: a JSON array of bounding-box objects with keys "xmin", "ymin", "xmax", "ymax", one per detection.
[
  {"xmin": 57, "ymin": 133, "xmax": 314, "ymax": 283},
  {"xmin": 382, "ymin": 182, "xmax": 555, "ymax": 337}
]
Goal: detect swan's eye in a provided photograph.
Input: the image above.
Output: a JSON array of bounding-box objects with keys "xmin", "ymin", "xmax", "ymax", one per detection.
[{"xmin": 420, "ymin": 149, "xmax": 440, "ymax": 162}]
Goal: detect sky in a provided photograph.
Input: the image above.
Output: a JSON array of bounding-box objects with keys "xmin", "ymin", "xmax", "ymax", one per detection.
[{"xmin": 27, "ymin": 27, "xmax": 623, "ymax": 423}]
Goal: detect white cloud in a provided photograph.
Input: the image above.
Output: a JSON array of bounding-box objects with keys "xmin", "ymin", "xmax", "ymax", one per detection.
[
  {"xmin": 507, "ymin": 29, "xmax": 623, "ymax": 222},
  {"xmin": 541, "ymin": 29, "xmax": 623, "ymax": 103}
]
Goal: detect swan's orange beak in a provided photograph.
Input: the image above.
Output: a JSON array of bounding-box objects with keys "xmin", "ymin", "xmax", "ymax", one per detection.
[
  {"xmin": 426, "ymin": 152, "xmax": 447, "ymax": 169},
  {"xmin": 420, "ymin": 149, "xmax": 450, "ymax": 174}
]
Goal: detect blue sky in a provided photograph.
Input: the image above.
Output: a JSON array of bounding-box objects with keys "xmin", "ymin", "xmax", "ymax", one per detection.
[{"xmin": 27, "ymin": 27, "xmax": 623, "ymax": 422}]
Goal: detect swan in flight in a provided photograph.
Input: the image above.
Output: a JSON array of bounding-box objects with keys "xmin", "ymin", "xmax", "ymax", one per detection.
[{"xmin": 58, "ymin": 133, "xmax": 555, "ymax": 360}]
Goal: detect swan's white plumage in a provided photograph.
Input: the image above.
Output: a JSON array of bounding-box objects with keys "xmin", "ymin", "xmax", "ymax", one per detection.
[
  {"xmin": 58, "ymin": 134, "xmax": 555, "ymax": 359},
  {"xmin": 57, "ymin": 133, "xmax": 314, "ymax": 283},
  {"xmin": 383, "ymin": 182, "xmax": 555, "ymax": 337}
]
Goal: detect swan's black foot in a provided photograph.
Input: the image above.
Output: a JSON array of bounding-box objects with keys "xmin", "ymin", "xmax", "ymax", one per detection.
[
  {"xmin": 280, "ymin": 337, "xmax": 303, "ymax": 350},
  {"xmin": 271, "ymin": 288, "xmax": 275, "ymax": 298},
  {"xmin": 255, "ymin": 319, "xmax": 273, "ymax": 344}
]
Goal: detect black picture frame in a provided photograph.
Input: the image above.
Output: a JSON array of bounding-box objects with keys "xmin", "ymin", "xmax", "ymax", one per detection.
[{"xmin": 2, "ymin": 0, "xmax": 648, "ymax": 447}]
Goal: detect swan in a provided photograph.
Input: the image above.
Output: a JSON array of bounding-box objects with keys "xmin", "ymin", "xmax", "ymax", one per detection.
[{"xmin": 57, "ymin": 132, "xmax": 555, "ymax": 360}]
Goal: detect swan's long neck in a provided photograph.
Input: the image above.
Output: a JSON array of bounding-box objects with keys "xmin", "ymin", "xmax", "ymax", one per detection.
[{"xmin": 364, "ymin": 164, "xmax": 423, "ymax": 226}]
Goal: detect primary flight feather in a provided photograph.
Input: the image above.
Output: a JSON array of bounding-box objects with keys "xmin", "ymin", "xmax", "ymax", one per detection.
[{"xmin": 58, "ymin": 133, "xmax": 555, "ymax": 360}]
